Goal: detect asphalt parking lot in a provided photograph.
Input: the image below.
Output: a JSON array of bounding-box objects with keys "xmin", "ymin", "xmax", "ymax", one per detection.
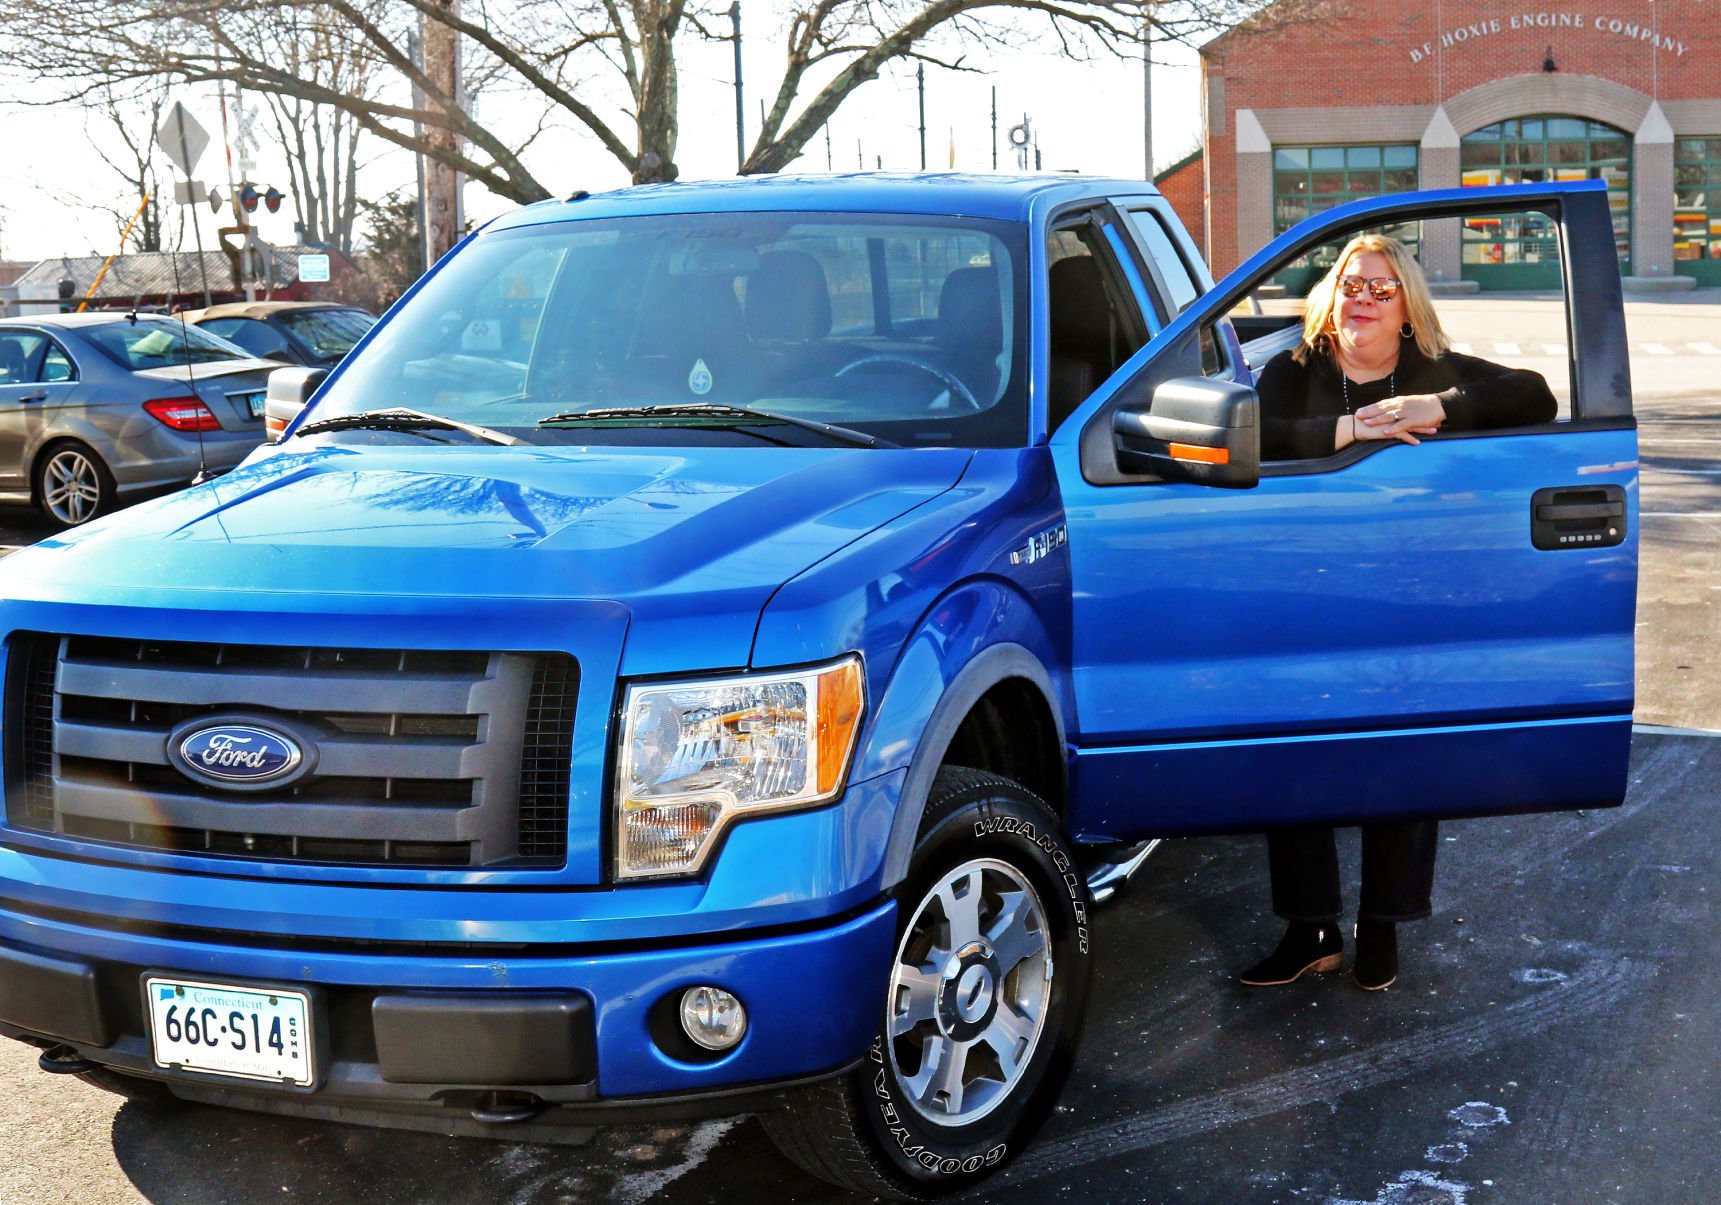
[{"xmin": 0, "ymin": 296, "xmax": 1714, "ymax": 1204}]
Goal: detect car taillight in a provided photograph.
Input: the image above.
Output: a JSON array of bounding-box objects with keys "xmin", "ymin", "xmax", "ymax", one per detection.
[
  {"xmin": 144, "ymin": 397, "xmax": 222, "ymax": 432},
  {"xmin": 265, "ymin": 414, "xmax": 287, "ymax": 441}
]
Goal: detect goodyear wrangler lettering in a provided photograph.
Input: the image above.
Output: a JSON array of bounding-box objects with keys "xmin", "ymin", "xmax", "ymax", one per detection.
[
  {"xmin": 976, "ymin": 814, "xmax": 1091, "ymax": 953},
  {"xmin": 867, "ymin": 1040, "xmax": 1007, "ymax": 1174}
]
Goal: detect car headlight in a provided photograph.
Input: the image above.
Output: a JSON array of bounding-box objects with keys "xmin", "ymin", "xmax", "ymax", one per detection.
[{"xmin": 614, "ymin": 656, "xmax": 864, "ymax": 880}]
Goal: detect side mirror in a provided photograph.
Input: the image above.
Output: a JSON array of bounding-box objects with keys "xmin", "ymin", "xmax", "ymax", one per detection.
[
  {"xmin": 264, "ymin": 366, "xmax": 328, "ymax": 442},
  {"xmin": 1110, "ymin": 376, "xmax": 1260, "ymax": 489}
]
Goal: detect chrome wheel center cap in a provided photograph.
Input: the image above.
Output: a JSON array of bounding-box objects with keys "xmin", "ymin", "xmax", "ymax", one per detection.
[
  {"xmin": 936, "ymin": 941, "xmax": 1001, "ymax": 1040},
  {"xmin": 955, "ymin": 963, "xmax": 994, "ymax": 1022}
]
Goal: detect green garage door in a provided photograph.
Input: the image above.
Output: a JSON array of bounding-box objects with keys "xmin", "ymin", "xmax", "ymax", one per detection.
[
  {"xmin": 1675, "ymin": 137, "xmax": 1721, "ymax": 286},
  {"xmin": 1460, "ymin": 116, "xmax": 1631, "ymax": 290}
]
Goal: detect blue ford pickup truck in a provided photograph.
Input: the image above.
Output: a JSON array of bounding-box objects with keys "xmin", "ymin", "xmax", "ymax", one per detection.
[{"xmin": 0, "ymin": 175, "xmax": 1636, "ymax": 1198}]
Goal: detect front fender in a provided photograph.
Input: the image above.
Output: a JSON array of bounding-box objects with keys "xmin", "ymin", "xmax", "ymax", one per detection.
[{"xmin": 859, "ymin": 585, "xmax": 1067, "ymax": 889}]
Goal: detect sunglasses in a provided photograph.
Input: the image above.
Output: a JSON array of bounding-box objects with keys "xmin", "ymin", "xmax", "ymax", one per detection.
[{"xmin": 1337, "ymin": 275, "xmax": 1402, "ymax": 302}]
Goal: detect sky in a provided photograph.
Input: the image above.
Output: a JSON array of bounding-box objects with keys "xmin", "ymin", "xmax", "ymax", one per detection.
[{"xmin": 0, "ymin": 20, "xmax": 1206, "ymax": 266}]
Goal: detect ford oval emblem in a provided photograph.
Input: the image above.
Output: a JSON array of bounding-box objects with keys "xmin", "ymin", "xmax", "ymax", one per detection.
[{"xmin": 175, "ymin": 724, "xmax": 304, "ymax": 786}]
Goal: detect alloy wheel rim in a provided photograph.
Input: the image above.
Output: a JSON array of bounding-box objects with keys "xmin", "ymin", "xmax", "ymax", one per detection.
[
  {"xmin": 887, "ymin": 856, "xmax": 1053, "ymax": 1127},
  {"xmin": 43, "ymin": 450, "xmax": 101, "ymax": 525}
]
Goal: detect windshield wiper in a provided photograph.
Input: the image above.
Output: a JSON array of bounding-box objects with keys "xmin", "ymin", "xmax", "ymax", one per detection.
[
  {"xmin": 537, "ymin": 403, "xmax": 897, "ymax": 449},
  {"xmin": 294, "ymin": 407, "xmax": 525, "ymax": 447}
]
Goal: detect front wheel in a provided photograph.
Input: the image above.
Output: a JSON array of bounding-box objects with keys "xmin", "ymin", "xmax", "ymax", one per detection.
[{"xmin": 762, "ymin": 767, "xmax": 1092, "ymax": 1199}]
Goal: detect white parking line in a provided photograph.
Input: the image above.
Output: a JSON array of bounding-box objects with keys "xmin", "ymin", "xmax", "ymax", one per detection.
[
  {"xmin": 1689, "ymin": 342, "xmax": 1721, "ymax": 356},
  {"xmin": 1494, "ymin": 342, "xmax": 1522, "ymax": 355},
  {"xmin": 1640, "ymin": 343, "xmax": 1675, "ymax": 355},
  {"xmin": 1540, "ymin": 344, "xmax": 1568, "ymax": 357},
  {"xmin": 1450, "ymin": 342, "xmax": 1474, "ymax": 355}
]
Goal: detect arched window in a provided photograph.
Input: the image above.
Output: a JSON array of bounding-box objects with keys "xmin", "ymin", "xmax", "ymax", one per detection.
[{"xmin": 1460, "ymin": 115, "xmax": 1631, "ymax": 287}]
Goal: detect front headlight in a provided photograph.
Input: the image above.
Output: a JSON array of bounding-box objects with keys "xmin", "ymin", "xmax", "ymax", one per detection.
[{"xmin": 614, "ymin": 656, "xmax": 865, "ymax": 879}]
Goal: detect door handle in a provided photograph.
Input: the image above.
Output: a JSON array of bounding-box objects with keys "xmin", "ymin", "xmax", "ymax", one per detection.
[
  {"xmin": 19, "ymin": 392, "xmax": 48, "ymax": 403},
  {"xmin": 1535, "ymin": 500, "xmax": 1623, "ymax": 522},
  {"xmin": 1530, "ymin": 485, "xmax": 1626, "ymax": 550}
]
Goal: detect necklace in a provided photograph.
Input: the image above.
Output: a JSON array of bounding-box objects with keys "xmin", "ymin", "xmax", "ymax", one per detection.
[{"xmin": 1341, "ymin": 369, "xmax": 1394, "ymax": 413}]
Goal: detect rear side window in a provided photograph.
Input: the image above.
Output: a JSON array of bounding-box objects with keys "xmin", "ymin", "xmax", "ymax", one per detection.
[
  {"xmin": 1121, "ymin": 209, "xmax": 1202, "ymax": 316},
  {"xmin": 41, "ymin": 341, "xmax": 75, "ymax": 382}
]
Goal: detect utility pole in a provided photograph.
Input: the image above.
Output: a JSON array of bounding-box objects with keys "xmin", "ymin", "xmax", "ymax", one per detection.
[
  {"xmin": 1142, "ymin": 4, "xmax": 1155, "ymax": 180},
  {"xmin": 409, "ymin": 28, "xmax": 428, "ymax": 274},
  {"xmin": 730, "ymin": 4, "xmax": 746, "ymax": 173},
  {"xmin": 917, "ymin": 63, "xmax": 927, "ymax": 170},
  {"xmin": 419, "ymin": 1, "xmax": 465, "ymax": 270}
]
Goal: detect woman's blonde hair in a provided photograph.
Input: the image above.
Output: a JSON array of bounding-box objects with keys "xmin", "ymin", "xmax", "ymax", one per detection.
[{"xmin": 1296, "ymin": 233, "xmax": 1449, "ymax": 362}]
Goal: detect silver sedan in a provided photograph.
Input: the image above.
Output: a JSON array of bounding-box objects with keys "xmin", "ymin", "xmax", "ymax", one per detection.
[{"xmin": 0, "ymin": 313, "xmax": 278, "ymax": 526}]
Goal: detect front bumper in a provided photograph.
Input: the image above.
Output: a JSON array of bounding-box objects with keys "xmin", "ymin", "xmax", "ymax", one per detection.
[{"xmin": 0, "ymin": 895, "xmax": 896, "ymax": 1138}]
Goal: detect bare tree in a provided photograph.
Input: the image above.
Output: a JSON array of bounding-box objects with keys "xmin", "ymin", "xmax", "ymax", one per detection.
[
  {"xmin": 248, "ymin": 8, "xmax": 378, "ymax": 252},
  {"xmin": 0, "ymin": 1, "xmax": 1327, "ymax": 204},
  {"xmin": 85, "ymin": 84, "xmax": 169, "ymax": 252}
]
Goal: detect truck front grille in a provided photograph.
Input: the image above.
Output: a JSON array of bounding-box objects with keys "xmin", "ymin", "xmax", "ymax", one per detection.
[{"xmin": 3, "ymin": 633, "xmax": 577, "ymax": 870}]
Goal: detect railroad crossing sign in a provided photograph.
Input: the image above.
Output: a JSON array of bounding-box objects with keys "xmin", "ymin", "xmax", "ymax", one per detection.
[
  {"xmin": 234, "ymin": 91, "xmax": 259, "ymax": 175},
  {"xmin": 156, "ymin": 102, "xmax": 210, "ymax": 178}
]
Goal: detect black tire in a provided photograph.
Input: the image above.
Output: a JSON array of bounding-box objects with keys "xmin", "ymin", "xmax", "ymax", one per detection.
[
  {"xmin": 34, "ymin": 440, "xmax": 116, "ymax": 529},
  {"xmin": 762, "ymin": 766, "xmax": 1092, "ymax": 1199}
]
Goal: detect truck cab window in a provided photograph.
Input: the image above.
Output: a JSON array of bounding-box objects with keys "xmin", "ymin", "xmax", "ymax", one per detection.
[{"xmin": 1047, "ymin": 224, "xmax": 1146, "ymax": 431}]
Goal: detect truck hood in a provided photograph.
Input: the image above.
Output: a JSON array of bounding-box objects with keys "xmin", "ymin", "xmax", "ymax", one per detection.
[{"xmin": 3, "ymin": 444, "xmax": 972, "ymax": 673}]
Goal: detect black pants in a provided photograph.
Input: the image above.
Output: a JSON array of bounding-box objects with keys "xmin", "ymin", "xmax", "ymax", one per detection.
[{"xmin": 1267, "ymin": 821, "xmax": 1438, "ymax": 924}]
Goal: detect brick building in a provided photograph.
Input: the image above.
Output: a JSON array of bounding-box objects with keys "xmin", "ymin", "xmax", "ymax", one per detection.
[{"xmin": 1181, "ymin": 1, "xmax": 1721, "ymax": 290}]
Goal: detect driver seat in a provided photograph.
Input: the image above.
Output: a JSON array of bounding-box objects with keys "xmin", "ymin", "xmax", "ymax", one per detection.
[
  {"xmin": 935, "ymin": 267, "xmax": 1003, "ymax": 404},
  {"xmin": 744, "ymin": 251, "xmax": 845, "ymax": 385}
]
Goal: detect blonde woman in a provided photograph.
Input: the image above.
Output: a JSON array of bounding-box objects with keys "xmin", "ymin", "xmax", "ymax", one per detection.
[
  {"xmin": 1257, "ymin": 233, "xmax": 1556, "ymax": 462},
  {"xmin": 1242, "ymin": 235, "xmax": 1556, "ymax": 991}
]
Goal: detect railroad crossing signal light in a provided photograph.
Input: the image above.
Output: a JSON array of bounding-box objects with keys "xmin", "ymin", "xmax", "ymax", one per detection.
[
  {"xmin": 240, "ymin": 184, "xmax": 260, "ymax": 213},
  {"xmin": 264, "ymin": 187, "xmax": 283, "ymax": 214}
]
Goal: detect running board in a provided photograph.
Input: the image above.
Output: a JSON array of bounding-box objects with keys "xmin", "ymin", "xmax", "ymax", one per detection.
[{"xmin": 1084, "ymin": 838, "xmax": 1162, "ymax": 906}]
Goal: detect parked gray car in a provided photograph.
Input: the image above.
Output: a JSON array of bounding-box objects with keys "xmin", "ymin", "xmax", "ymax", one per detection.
[{"xmin": 0, "ymin": 313, "xmax": 277, "ymax": 526}]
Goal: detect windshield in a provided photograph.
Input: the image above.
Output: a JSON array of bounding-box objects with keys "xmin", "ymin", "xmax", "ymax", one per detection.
[
  {"xmin": 84, "ymin": 319, "xmax": 250, "ymax": 370},
  {"xmin": 277, "ymin": 307, "xmax": 377, "ymax": 363},
  {"xmin": 313, "ymin": 211, "xmax": 1028, "ymax": 448}
]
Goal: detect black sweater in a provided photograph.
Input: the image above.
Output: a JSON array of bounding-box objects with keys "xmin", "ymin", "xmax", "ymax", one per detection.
[{"xmin": 1257, "ymin": 338, "xmax": 1559, "ymax": 461}]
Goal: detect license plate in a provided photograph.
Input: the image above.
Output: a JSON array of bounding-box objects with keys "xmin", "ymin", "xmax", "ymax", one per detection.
[
  {"xmin": 145, "ymin": 976, "xmax": 314, "ymax": 1086},
  {"xmin": 243, "ymin": 392, "xmax": 266, "ymax": 418}
]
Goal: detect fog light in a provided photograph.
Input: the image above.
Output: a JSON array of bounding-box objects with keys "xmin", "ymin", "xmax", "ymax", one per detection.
[{"xmin": 679, "ymin": 985, "xmax": 747, "ymax": 1052}]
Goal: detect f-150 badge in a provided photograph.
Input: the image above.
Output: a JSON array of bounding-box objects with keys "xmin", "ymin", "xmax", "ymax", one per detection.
[{"xmin": 1009, "ymin": 523, "xmax": 1068, "ymax": 566}]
